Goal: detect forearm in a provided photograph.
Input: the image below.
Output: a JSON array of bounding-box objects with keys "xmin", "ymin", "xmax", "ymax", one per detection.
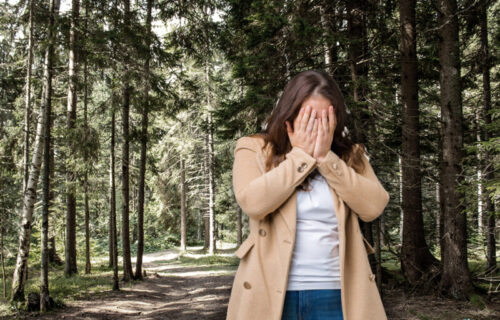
[
  {"xmin": 317, "ymin": 148, "xmax": 390, "ymax": 222},
  {"xmin": 232, "ymin": 137, "xmax": 317, "ymax": 221}
]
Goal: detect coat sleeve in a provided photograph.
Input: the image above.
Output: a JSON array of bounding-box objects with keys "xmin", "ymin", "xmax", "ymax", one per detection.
[
  {"xmin": 316, "ymin": 144, "xmax": 390, "ymax": 222},
  {"xmin": 232, "ymin": 136, "xmax": 318, "ymax": 221}
]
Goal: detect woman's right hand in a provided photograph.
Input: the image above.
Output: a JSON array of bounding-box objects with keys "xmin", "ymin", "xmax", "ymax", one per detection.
[{"xmin": 285, "ymin": 105, "xmax": 318, "ymax": 156}]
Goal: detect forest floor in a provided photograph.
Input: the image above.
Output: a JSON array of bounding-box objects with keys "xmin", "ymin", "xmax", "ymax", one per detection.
[{"xmin": 1, "ymin": 243, "xmax": 499, "ymax": 320}]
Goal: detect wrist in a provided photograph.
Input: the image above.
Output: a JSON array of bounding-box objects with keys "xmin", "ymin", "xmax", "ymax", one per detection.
[{"xmin": 316, "ymin": 154, "xmax": 327, "ymax": 164}]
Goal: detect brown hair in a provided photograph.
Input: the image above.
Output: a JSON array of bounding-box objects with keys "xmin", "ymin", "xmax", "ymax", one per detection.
[{"xmin": 249, "ymin": 69, "xmax": 366, "ymax": 191}]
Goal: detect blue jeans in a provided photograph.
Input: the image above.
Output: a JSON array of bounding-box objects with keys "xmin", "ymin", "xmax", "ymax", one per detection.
[{"xmin": 281, "ymin": 289, "xmax": 344, "ymax": 320}]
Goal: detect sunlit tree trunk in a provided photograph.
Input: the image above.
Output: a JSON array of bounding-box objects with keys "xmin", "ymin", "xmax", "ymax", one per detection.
[
  {"xmin": 180, "ymin": 156, "xmax": 187, "ymax": 252},
  {"xmin": 22, "ymin": 0, "xmax": 35, "ymax": 195},
  {"xmin": 11, "ymin": 0, "xmax": 60, "ymax": 303}
]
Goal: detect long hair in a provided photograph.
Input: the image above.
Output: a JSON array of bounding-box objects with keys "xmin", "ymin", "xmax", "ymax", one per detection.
[{"xmin": 249, "ymin": 69, "xmax": 366, "ymax": 191}]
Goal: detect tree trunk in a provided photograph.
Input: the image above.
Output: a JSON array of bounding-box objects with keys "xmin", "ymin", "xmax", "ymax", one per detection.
[
  {"xmin": 180, "ymin": 156, "xmax": 187, "ymax": 252},
  {"xmin": 206, "ymin": 65, "xmax": 216, "ymax": 255},
  {"xmin": 82, "ymin": 0, "xmax": 91, "ymax": 276},
  {"xmin": 134, "ymin": 0, "xmax": 153, "ymax": 280},
  {"xmin": 110, "ymin": 98, "xmax": 119, "ymax": 291},
  {"xmin": 203, "ymin": 134, "xmax": 210, "ymax": 251},
  {"xmin": 120, "ymin": 0, "xmax": 133, "ymax": 282},
  {"xmin": 1, "ymin": 209, "xmax": 6, "ymax": 298},
  {"xmin": 23, "ymin": 0, "xmax": 35, "ymax": 195},
  {"xmin": 65, "ymin": 0, "xmax": 80, "ymax": 277},
  {"xmin": 479, "ymin": 0, "xmax": 496, "ymax": 273},
  {"xmin": 437, "ymin": 0, "xmax": 474, "ymax": 299},
  {"xmin": 320, "ymin": 2, "xmax": 331, "ymax": 71},
  {"xmin": 11, "ymin": 0, "xmax": 60, "ymax": 303},
  {"xmin": 399, "ymin": 0, "xmax": 438, "ymax": 286},
  {"xmin": 347, "ymin": 0, "xmax": 369, "ymax": 144},
  {"xmin": 40, "ymin": 14, "xmax": 54, "ymax": 306}
]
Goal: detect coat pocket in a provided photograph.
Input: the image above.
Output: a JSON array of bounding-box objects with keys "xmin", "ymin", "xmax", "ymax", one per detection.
[
  {"xmin": 362, "ymin": 236, "xmax": 375, "ymax": 255},
  {"xmin": 234, "ymin": 234, "xmax": 256, "ymax": 259}
]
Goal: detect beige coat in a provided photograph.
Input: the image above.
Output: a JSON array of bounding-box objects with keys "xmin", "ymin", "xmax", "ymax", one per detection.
[{"xmin": 226, "ymin": 135, "xmax": 390, "ymax": 320}]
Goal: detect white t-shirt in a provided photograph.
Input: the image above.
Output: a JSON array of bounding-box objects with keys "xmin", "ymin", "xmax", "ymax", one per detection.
[{"xmin": 286, "ymin": 173, "xmax": 341, "ymax": 291}]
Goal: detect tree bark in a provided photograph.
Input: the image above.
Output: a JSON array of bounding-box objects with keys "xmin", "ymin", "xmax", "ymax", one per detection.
[
  {"xmin": 437, "ymin": 0, "xmax": 474, "ymax": 299},
  {"xmin": 110, "ymin": 97, "xmax": 119, "ymax": 291},
  {"xmin": 11, "ymin": 0, "xmax": 60, "ymax": 303},
  {"xmin": 180, "ymin": 156, "xmax": 187, "ymax": 252},
  {"xmin": 399, "ymin": 0, "xmax": 439, "ymax": 285},
  {"xmin": 346, "ymin": 0, "xmax": 369, "ymax": 144},
  {"xmin": 82, "ymin": 0, "xmax": 91, "ymax": 276},
  {"xmin": 40, "ymin": 11, "xmax": 54, "ymax": 306},
  {"xmin": 135, "ymin": 0, "xmax": 153, "ymax": 280},
  {"xmin": 65, "ymin": 0, "xmax": 80, "ymax": 277},
  {"xmin": 121, "ymin": 0, "xmax": 133, "ymax": 282},
  {"xmin": 1, "ymin": 209, "xmax": 6, "ymax": 298},
  {"xmin": 479, "ymin": 0, "xmax": 496, "ymax": 273},
  {"xmin": 22, "ymin": 0, "xmax": 35, "ymax": 195}
]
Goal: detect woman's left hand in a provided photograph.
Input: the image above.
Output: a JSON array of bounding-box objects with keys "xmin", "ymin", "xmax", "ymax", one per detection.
[{"xmin": 313, "ymin": 105, "xmax": 336, "ymax": 163}]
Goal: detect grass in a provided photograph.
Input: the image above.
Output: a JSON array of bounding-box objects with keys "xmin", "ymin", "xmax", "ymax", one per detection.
[
  {"xmin": 170, "ymin": 253, "xmax": 240, "ymax": 267},
  {"xmin": 0, "ymin": 256, "xmax": 133, "ymax": 317}
]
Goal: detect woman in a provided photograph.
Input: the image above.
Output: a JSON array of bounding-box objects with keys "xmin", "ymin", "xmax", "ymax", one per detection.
[{"xmin": 226, "ymin": 70, "xmax": 390, "ymax": 320}]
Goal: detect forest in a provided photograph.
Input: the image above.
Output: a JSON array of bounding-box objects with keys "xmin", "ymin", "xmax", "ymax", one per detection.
[{"xmin": 0, "ymin": 0, "xmax": 499, "ymax": 319}]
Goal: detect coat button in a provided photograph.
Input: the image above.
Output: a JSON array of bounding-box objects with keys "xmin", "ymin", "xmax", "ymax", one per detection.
[
  {"xmin": 333, "ymin": 163, "xmax": 338, "ymax": 170},
  {"xmin": 243, "ymin": 281, "xmax": 252, "ymax": 289},
  {"xmin": 369, "ymin": 273, "xmax": 375, "ymax": 282},
  {"xmin": 297, "ymin": 162, "xmax": 307, "ymax": 172},
  {"xmin": 259, "ymin": 229, "xmax": 266, "ymax": 236}
]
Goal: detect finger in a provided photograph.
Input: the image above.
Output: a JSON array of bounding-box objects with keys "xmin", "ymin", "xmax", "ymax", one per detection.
[
  {"xmin": 322, "ymin": 109, "xmax": 328, "ymax": 135},
  {"xmin": 306, "ymin": 109, "xmax": 316, "ymax": 133},
  {"xmin": 300, "ymin": 105, "xmax": 311, "ymax": 132},
  {"xmin": 328, "ymin": 105, "xmax": 335, "ymax": 133},
  {"xmin": 312, "ymin": 118, "xmax": 318, "ymax": 137},
  {"xmin": 316, "ymin": 118, "xmax": 322, "ymax": 141}
]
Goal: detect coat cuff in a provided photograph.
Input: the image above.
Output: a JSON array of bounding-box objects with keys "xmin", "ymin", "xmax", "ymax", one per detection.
[
  {"xmin": 286, "ymin": 146, "xmax": 318, "ymax": 185},
  {"xmin": 316, "ymin": 150, "xmax": 342, "ymax": 176}
]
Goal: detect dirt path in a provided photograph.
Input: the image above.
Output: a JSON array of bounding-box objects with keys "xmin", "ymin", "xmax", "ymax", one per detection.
[
  {"xmin": 35, "ymin": 273, "xmax": 234, "ymax": 319},
  {"xmin": 21, "ymin": 247, "xmax": 237, "ymax": 320}
]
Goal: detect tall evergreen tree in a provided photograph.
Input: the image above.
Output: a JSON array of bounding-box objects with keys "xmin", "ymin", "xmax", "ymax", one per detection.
[
  {"xmin": 399, "ymin": 0, "xmax": 438, "ymax": 286},
  {"xmin": 65, "ymin": 0, "xmax": 80, "ymax": 278},
  {"xmin": 436, "ymin": 0, "xmax": 474, "ymax": 299}
]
